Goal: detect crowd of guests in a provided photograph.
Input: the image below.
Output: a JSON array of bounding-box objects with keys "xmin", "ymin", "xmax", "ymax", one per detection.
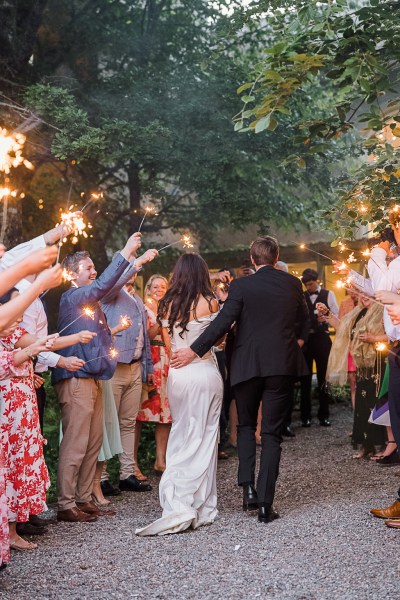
[{"xmin": 2, "ymin": 221, "xmax": 400, "ymax": 567}]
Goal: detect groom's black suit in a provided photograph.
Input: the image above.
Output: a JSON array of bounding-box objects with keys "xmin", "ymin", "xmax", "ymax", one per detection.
[{"xmin": 191, "ymin": 265, "xmax": 309, "ymax": 505}]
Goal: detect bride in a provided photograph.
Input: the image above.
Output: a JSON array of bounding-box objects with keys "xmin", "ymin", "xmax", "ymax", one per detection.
[{"xmin": 136, "ymin": 254, "xmax": 223, "ymax": 536}]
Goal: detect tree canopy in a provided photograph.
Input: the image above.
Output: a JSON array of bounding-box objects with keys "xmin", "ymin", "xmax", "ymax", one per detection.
[
  {"xmin": 0, "ymin": 0, "xmax": 349, "ymax": 263},
  {"xmin": 234, "ymin": 0, "xmax": 400, "ymax": 242}
]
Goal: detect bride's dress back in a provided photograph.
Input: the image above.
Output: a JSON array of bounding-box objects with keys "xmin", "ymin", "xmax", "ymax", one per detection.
[
  {"xmin": 168, "ymin": 315, "xmax": 215, "ymax": 360},
  {"xmin": 136, "ymin": 312, "xmax": 223, "ymax": 537}
]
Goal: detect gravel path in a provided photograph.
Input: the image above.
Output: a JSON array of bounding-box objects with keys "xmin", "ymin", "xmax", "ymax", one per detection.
[{"xmin": 1, "ymin": 403, "xmax": 399, "ymax": 600}]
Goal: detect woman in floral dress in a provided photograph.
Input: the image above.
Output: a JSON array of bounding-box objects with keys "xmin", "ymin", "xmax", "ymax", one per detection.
[
  {"xmin": 0, "ymin": 322, "xmax": 95, "ymax": 551},
  {"xmin": 135, "ymin": 275, "xmax": 172, "ymax": 478}
]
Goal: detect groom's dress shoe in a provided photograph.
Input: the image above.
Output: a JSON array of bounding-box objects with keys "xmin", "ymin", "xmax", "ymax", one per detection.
[
  {"xmin": 301, "ymin": 419, "xmax": 311, "ymax": 428},
  {"xmin": 119, "ymin": 475, "xmax": 152, "ymax": 492},
  {"xmin": 101, "ymin": 480, "xmax": 121, "ymax": 496},
  {"xmin": 319, "ymin": 419, "xmax": 331, "ymax": 427},
  {"xmin": 243, "ymin": 483, "xmax": 258, "ymax": 511},
  {"xmin": 282, "ymin": 425, "xmax": 295, "ymax": 438},
  {"xmin": 258, "ymin": 503, "xmax": 280, "ymax": 523}
]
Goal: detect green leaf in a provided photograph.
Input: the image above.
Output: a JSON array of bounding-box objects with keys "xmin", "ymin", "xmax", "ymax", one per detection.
[
  {"xmin": 268, "ymin": 117, "xmax": 278, "ymax": 131},
  {"xmin": 237, "ymin": 82, "xmax": 254, "ymax": 95},
  {"xmin": 255, "ymin": 114, "xmax": 271, "ymax": 133}
]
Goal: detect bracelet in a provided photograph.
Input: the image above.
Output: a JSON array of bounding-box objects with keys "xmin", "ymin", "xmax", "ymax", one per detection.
[{"xmin": 25, "ymin": 347, "xmax": 36, "ymax": 362}]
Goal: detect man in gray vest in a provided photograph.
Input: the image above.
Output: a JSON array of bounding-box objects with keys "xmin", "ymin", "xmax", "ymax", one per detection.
[{"xmin": 300, "ymin": 268, "xmax": 338, "ymax": 427}]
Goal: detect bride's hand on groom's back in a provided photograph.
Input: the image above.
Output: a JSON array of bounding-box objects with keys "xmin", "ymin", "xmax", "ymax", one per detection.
[{"xmin": 171, "ymin": 348, "xmax": 196, "ymax": 369}]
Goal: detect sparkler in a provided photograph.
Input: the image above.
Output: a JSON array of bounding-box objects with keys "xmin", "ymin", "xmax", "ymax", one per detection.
[
  {"xmin": 62, "ymin": 268, "xmax": 78, "ymax": 288},
  {"xmin": 375, "ymin": 342, "xmax": 387, "ymax": 352},
  {"xmin": 58, "ymin": 306, "xmax": 95, "ymax": 334},
  {"xmin": 120, "ymin": 315, "xmax": 130, "ymax": 328},
  {"xmin": 137, "ymin": 206, "xmax": 155, "ymax": 232},
  {"xmin": 158, "ymin": 234, "xmax": 194, "ymax": 252},
  {"xmin": 81, "ymin": 191, "xmax": 104, "ymax": 212},
  {"xmin": 0, "ymin": 128, "xmax": 33, "ymax": 174},
  {"xmin": 298, "ymin": 243, "xmax": 335, "ymax": 262},
  {"xmin": 84, "ymin": 347, "xmax": 119, "ymax": 364}
]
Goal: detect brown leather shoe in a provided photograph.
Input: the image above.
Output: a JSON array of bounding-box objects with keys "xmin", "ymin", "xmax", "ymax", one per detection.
[
  {"xmin": 370, "ymin": 500, "xmax": 400, "ymax": 519},
  {"xmin": 57, "ymin": 507, "xmax": 98, "ymax": 523},
  {"xmin": 76, "ymin": 501, "xmax": 116, "ymax": 517},
  {"xmin": 385, "ymin": 519, "xmax": 400, "ymax": 528}
]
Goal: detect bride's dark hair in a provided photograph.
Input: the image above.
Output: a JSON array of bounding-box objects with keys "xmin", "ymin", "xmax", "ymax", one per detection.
[{"xmin": 158, "ymin": 253, "xmax": 214, "ymax": 336}]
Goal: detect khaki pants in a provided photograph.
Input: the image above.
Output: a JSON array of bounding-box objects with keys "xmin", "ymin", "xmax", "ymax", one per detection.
[
  {"xmin": 56, "ymin": 378, "xmax": 103, "ymax": 511},
  {"xmin": 110, "ymin": 362, "xmax": 142, "ymax": 480}
]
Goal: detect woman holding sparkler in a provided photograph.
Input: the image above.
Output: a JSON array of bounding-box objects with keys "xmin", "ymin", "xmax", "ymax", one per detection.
[
  {"xmin": 135, "ymin": 275, "xmax": 171, "ymax": 480},
  {"xmin": 320, "ymin": 297, "xmax": 388, "ymax": 459},
  {"xmin": 0, "ymin": 286, "xmax": 97, "ymax": 551},
  {"xmin": 136, "ymin": 254, "xmax": 223, "ymax": 536}
]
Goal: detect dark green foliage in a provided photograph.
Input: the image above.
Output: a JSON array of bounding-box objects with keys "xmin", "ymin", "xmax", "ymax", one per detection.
[{"xmin": 233, "ymin": 1, "xmax": 400, "ymax": 240}]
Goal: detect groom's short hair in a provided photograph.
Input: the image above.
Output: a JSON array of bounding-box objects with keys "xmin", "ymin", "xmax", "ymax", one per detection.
[{"xmin": 250, "ymin": 236, "xmax": 279, "ymax": 266}]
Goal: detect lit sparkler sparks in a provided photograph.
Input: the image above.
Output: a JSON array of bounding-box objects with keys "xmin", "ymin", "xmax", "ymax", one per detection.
[
  {"xmin": 338, "ymin": 242, "xmax": 347, "ymax": 253},
  {"xmin": 62, "ymin": 268, "xmax": 78, "ymax": 288},
  {"xmin": 138, "ymin": 206, "xmax": 156, "ymax": 232},
  {"xmin": 158, "ymin": 234, "xmax": 194, "ymax": 252},
  {"xmin": 347, "ymin": 252, "xmax": 356, "ymax": 264},
  {"xmin": 375, "ymin": 342, "xmax": 387, "ymax": 352},
  {"xmin": 58, "ymin": 305, "xmax": 96, "ymax": 334},
  {"xmin": 337, "ymin": 261, "xmax": 348, "ymax": 272},
  {"xmin": 0, "ymin": 128, "xmax": 33, "ymax": 174},
  {"xmin": 60, "ymin": 211, "xmax": 88, "ymax": 243},
  {"xmin": 362, "ymin": 249, "xmax": 371, "ymax": 257},
  {"xmin": 81, "ymin": 191, "xmax": 104, "ymax": 212},
  {"xmin": 120, "ymin": 315, "xmax": 130, "ymax": 328},
  {"xmin": 84, "ymin": 347, "xmax": 119, "ymax": 364}
]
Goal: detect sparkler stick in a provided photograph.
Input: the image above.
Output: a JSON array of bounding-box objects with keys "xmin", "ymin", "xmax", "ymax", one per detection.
[
  {"xmin": 81, "ymin": 192, "xmax": 103, "ymax": 212},
  {"xmin": 137, "ymin": 206, "xmax": 155, "ymax": 232},
  {"xmin": 56, "ymin": 183, "xmax": 74, "ymax": 264},
  {"xmin": 158, "ymin": 235, "xmax": 194, "ymax": 252},
  {"xmin": 58, "ymin": 306, "xmax": 95, "ymax": 334},
  {"xmin": 84, "ymin": 347, "xmax": 119, "ymax": 364},
  {"xmin": 298, "ymin": 243, "xmax": 335, "ymax": 262}
]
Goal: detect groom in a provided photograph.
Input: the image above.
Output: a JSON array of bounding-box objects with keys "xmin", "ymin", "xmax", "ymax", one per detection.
[{"xmin": 171, "ymin": 236, "xmax": 309, "ymax": 523}]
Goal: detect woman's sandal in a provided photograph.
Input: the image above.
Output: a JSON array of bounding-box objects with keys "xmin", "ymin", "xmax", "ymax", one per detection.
[
  {"xmin": 374, "ymin": 441, "xmax": 398, "ymax": 464},
  {"xmin": 371, "ymin": 441, "xmax": 397, "ymax": 461},
  {"xmin": 92, "ymin": 493, "xmax": 111, "ymax": 507},
  {"xmin": 10, "ymin": 539, "xmax": 37, "ymax": 552}
]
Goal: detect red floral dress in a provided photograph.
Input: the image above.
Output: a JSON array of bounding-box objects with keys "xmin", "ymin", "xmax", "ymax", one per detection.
[
  {"xmin": 137, "ymin": 307, "xmax": 171, "ymax": 424},
  {"xmin": 0, "ymin": 328, "xmax": 50, "ymax": 523}
]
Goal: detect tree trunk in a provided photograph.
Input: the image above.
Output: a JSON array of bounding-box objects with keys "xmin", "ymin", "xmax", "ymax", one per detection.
[{"xmin": 127, "ymin": 160, "xmax": 141, "ymax": 234}]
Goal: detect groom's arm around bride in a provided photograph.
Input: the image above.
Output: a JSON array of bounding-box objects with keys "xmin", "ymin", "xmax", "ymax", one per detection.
[{"xmin": 171, "ymin": 236, "xmax": 309, "ymax": 520}]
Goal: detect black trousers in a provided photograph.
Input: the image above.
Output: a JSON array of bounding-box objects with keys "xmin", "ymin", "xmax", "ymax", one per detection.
[
  {"xmin": 35, "ymin": 382, "xmax": 46, "ymax": 435},
  {"xmin": 300, "ymin": 333, "xmax": 332, "ymax": 422},
  {"xmin": 233, "ymin": 375, "xmax": 292, "ymax": 505},
  {"xmin": 388, "ymin": 349, "xmax": 400, "ymax": 498}
]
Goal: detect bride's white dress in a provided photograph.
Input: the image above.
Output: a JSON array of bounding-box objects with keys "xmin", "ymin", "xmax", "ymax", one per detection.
[{"xmin": 136, "ymin": 315, "xmax": 223, "ymax": 536}]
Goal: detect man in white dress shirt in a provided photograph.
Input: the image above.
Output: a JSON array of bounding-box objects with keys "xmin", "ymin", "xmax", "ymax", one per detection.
[{"xmin": 300, "ymin": 268, "xmax": 339, "ymax": 427}]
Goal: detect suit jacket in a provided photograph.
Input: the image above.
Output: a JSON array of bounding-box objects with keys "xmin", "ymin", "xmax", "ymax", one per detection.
[{"xmin": 191, "ymin": 265, "xmax": 309, "ymax": 387}]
